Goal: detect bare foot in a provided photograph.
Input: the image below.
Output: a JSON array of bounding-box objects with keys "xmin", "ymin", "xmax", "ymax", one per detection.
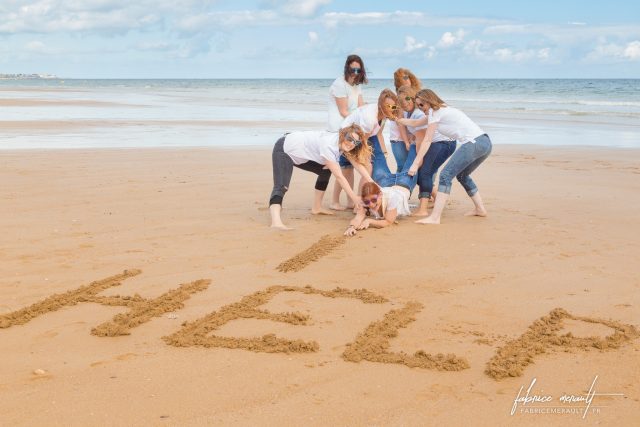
[
  {"xmin": 415, "ymin": 216, "xmax": 440, "ymax": 225},
  {"xmin": 270, "ymin": 224, "xmax": 294, "ymax": 230},
  {"xmin": 311, "ymin": 208, "xmax": 334, "ymax": 216},
  {"xmin": 329, "ymin": 203, "xmax": 347, "ymax": 211},
  {"xmin": 464, "ymin": 208, "xmax": 487, "ymax": 217},
  {"xmin": 412, "ymin": 209, "xmax": 429, "ymax": 217}
]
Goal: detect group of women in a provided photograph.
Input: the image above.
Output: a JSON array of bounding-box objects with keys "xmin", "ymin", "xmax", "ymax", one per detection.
[{"xmin": 268, "ymin": 55, "xmax": 492, "ymax": 234}]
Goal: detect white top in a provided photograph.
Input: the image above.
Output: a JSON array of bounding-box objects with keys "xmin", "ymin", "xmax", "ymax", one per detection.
[
  {"xmin": 341, "ymin": 103, "xmax": 383, "ymax": 136},
  {"xmin": 327, "ymin": 77, "xmax": 362, "ymax": 132},
  {"xmin": 382, "ymin": 187, "xmax": 411, "ymax": 217},
  {"xmin": 283, "ymin": 131, "xmax": 341, "ymax": 166},
  {"xmin": 405, "ymin": 109, "xmax": 452, "ymax": 142},
  {"xmin": 428, "ymin": 106, "xmax": 484, "ymax": 143},
  {"xmin": 388, "ymin": 120, "xmax": 401, "ymax": 141}
]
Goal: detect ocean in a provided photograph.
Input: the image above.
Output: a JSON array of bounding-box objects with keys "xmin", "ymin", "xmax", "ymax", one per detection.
[{"xmin": 1, "ymin": 79, "xmax": 639, "ymax": 149}]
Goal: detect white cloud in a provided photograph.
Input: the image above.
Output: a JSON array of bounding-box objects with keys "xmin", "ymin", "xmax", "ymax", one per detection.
[
  {"xmin": 308, "ymin": 31, "xmax": 319, "ymax": 43},
  {"xmin": 404, "ymin": 35, "xmax": 427, "ymax": 53},
  {"xmin": 624, "ymin": 41, "xmax": 640, "ymax": 60},
  {"xmin": 437, "ymin": 29, "xmax": 466, "ymax": 48},
  {"xmin": 275, "ymin": 0, "xmax": 331, "ymax": 18},
  {"xmin": 462, "ymin": 39, "xmax": 551, "ymax": 63},
  {"xmin": 322, "ymin": 11, "xmax": 504, "ymax": 29},
  {"xmin": 587, "ymin": 40, "xmax": 640, "ymax": 62}
]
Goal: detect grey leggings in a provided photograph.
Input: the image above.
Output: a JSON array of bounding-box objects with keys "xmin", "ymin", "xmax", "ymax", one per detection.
[{"xmin": 269, "ymin": 137, "xmax": 332, "ymax": 206}]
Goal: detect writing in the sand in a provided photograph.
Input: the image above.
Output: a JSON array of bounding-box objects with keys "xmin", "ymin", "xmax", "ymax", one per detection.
[{"xmin": 0, "ymin": 271, "xmax": 637, "ymax": 379}]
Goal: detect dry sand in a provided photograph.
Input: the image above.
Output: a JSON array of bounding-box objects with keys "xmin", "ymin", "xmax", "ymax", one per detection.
[{"xmin": 0, "ymin": 145, "xmax": 639, "ymax": 426}]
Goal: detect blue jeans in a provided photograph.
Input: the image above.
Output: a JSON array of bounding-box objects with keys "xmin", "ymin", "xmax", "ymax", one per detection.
[
  {"xmin": 339, "ymin": 134, "xmax": 383, "ymax": 168},
  {"xmin": 373, "ymin": 143, "xmax": 418, "ymax": 192},
  {"xmin": 390, "ymin": 140, "xmax": 408, "ymax": 173},
  {"xmin": 417, "ymin": 140, "xmax": 457, "ymax": 200},
  {"xmin": 438, "ymin": 134, "xmax": 492, "ymax": 196}
]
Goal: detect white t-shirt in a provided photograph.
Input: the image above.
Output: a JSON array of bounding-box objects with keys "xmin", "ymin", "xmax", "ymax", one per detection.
[
  {"xmin": 388, "ymin": 120, "xmax": 401, "ymax": 141},
  {"xmin": 341, "ymin": 103, "xmax": 382, "ymax": 136},
  {"xmin": 283, "ymin": 131, "xmax": 341, "ymax": 166},
  {"xmin": 428, "ymin": 106, "xmax": 484, "ymax": 143},
  {"xmin": 382, "ymin": 187, "xmax": 411, "ymax": 217},
  {"xmin": 327, "ymin": 77, "xmax": 362, "ymax": 132},
  {"xmin": 405, "ymin": 109, "xmax": 452, "ymax": 142}
]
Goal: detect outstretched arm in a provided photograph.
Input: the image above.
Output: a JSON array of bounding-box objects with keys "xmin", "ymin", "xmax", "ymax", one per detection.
[
  {"xmin": 408, "ymin": 123, "xmax": 438, "ymax": 176},
  {"xmin": 352, "ymin": 162, "xmax": 373, "ymax": 183},
  {"xmin": 326, "ymin": 160, "xmax": 362, "ymax": 208},
  {"xmin": 358, "ymin": 208, "xmax": 398, "ymax": 230},
  {"xmin": 397, "ymin": 115, "xmax": 428, "ymax": 128},
  {"xmin": 344, "ymin": 207, "xmax": 367, "ymax": 236}
]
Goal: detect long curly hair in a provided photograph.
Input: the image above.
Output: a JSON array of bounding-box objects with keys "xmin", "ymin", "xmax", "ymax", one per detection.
[
  {"xmin": 378, "ymin": 89, "xmax": 400, "ymax": 121},
  {"xmin": 393, "ymin": 68, "xmax": 422, "ymax": 91},
  {"xmin": 339, "ymin": 124, "xmax": 372, "ymax": 165}
]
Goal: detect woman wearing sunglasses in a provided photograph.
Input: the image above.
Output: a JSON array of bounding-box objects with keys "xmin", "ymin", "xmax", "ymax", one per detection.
[
  {"xmin": 397, "ymin": 89, "xmax": 492, "ymax": 224},
  {"xmin": 269, "ymin": 124, "xmax": 373, "ymax": 230},
  {"xmin": 331, "ymin": 89, "xmax": 400, "ymax": 210},
  {"xmin": 343, "ymin": 138, "xmax": 421, "ymax": 236},
  {"xmin": 389, "ymin": 68, "xmax": 422, "ymax": 172},
  {"xmin": 327, "ymin": 55, "xmax": 367, "ymax": 210},
  {"xmin": 397, "ymin": 85, "xmax": 456, "ymax": 217}
]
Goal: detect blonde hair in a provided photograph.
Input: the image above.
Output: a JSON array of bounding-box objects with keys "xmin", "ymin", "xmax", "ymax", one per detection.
[
  {"xmin": 397, "ymin": 85, "xmax": 417, "ymax": 100},
  {"xmin": 377, "ymin": 88, "xmax": 400, "ymax": 120},
  {"xmin": 393, "ymin": 68, "xmax": 422, "ymax": 91},
  {"xmin": 339, "ymin": 124, "xmax": 372, "ymax": 166},
  {"xmin": 415, "ymin": 88, "xmax": 446, "ymax": 111}
]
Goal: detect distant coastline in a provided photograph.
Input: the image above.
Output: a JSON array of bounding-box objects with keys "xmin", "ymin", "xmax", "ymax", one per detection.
[{"xmin": 0, "ymin": 73, "xmax": 57, "ymax": 80}]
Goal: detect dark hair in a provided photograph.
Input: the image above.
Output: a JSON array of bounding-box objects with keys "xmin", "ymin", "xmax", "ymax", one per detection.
[{"xmin": 343, "ymin": 54, "xmax": 368, "ymax": 85}]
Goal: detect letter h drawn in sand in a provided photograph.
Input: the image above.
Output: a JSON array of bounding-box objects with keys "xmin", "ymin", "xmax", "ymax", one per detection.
[
  {"xmin": 0, "ymin": 270, "xmax": 210, "ymax": 337},
  {"xmin": 163, "ymin": 285, "xmax": 388, "ymax": 353}
]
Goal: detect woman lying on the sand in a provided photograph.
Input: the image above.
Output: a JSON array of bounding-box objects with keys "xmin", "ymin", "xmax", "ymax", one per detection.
[
  {"xmin": 270, "ymin": 124, "xmax": 373, "ymax": 230},
  {"xmin": 397, "ymin": 88, "xmax": 492, "ymax": 224},
  {"xmin": 344, "ymin": 142, "xmax": 419, "ymax": 236}
]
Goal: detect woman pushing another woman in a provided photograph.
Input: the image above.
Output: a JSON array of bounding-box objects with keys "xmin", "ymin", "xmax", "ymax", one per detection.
[
  {"xmin": 398, "ymin": 89, "xmax": 492, "ymax": 224},
  {"xmin": 331, "ymin": 89, "xmax": 400, "ymax": 210},
  {"xmin": 269, "ymin": 124, "xmax": 372, "ymax": 230}
]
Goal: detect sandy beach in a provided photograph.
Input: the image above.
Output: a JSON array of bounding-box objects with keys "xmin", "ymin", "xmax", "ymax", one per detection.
[{"xmin": 1, "ymin": 144, "xmax": 638, "ymax": 426}]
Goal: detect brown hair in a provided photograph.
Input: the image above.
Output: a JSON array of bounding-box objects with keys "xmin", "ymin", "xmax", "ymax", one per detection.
[
  {"xmin": 339, "ymin": 124, "xmax": 372, "ymax": 165},
  {"xmin": 415, "ymin": 88, "xmax": 446, "ymax": 111},
  {"xmin": 343, "ymin": 54, "xmax": 368, "ymax": 85},
  {"xmin": 361, "ymin": 181, "xmax": 381, "ymax": 199},
  {"xmin": 393, "ymin": 68, "xmax": 422, "ymax": 91},
  {"xmin": 397, "ymin": 85, "xmax": 417, "ymax": 101},
  {"xmin": 378, "ymin": 88, "xmax": 400, "ymax": 120}
]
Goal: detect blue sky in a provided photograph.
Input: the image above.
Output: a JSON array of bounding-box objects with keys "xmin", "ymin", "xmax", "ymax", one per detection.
[{"xmin": 1, "ymin": 0, "xmax": 639, "ymax": 78}]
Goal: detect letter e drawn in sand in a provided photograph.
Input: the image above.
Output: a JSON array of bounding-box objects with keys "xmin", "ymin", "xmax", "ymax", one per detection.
[
  {"xmin": 276, "ymin": 235, "xmax": 346, "ymax": 273},
  {"xmin": 485, "ymin": 308, "xmax": 640, "ymax": 380},
  {"xmin": 342, "ymin": 302, "xmax": 470, "ymax": 371},
  {"xmin": 0, "ymin": 270, "xmax": 211, "ymax": 337},
  {"xmin": 163, "ymin": 285, "xmax": 388, "ymax": 354}
]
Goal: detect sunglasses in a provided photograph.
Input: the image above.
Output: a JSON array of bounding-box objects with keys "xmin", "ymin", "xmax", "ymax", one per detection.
[
  {"xmin": 363, "ymin": 195, "xmax": 379, "ymax": 206},
  {"xmin": 403, "ymin": 96, "xmax": 413, "ymax": 102},
  {"xmin": 416, "ymin": 101, "xmax": 427, "ymax": 109},
  {"xmin": 345, "ymin": 134, "xmax": 362, "ymax": 147},
  {"xmin": 349, "ymin": 67, "xmax": 362, "ymax": 74},
  {"xmin": 386, "ymin": 104, "xmax": 398, "ymax": 111},
  {"xmin": 402, "ymin": 75, "xmax": 410, "ymax": 80}
]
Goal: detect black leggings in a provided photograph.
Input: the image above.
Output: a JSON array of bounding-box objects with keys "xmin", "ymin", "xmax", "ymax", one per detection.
[{"xmin": 269, "ymin": 137, "xmax": 332, "ymax": 206}]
